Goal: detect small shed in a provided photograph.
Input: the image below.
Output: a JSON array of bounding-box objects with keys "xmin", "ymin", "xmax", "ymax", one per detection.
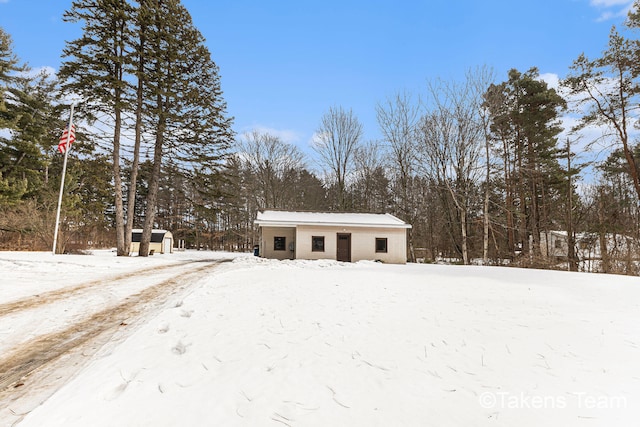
[
  {"xmin": 254, "ymin": 210, "xmax": 412, "ymax": 264},
  {"xmin": 130, "ymin": 229, "xmax": 174, "ymax": 255}
]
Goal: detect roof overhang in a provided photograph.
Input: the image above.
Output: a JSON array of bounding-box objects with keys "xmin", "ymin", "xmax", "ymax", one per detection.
[{"xmin": 254, "ymin": 210, "xmax": 412, "ymax": 229}]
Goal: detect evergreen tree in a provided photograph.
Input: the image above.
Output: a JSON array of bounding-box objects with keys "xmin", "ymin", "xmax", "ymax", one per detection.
[
  {"xmin": 125, "ymin": 0, "xmax": 152, "ymax": 255},
  {"xmin": 485, "ymin": 68, "xmax": 566, "ymax": 259},
  {"xmin": 563, "ymin": 19, "xmax": 640, "ymax": 200},
  {"xmin": 290, "ymin": 169, "xmax": 328, "ymax": 211},
  {"xmin": 0, "ymin": 26, "xmax": 29, "ymax": 205},
  {"xmin": 72, "ymin": 152, "xmax": 116, "ymax": 246},
  {"xmin": 0, "ymin": 27, "xmax": 26, "ymax": 129},
  {"xmin": 60, "ymin": 0, "xmax": 134, "ymax": 255},
  {"xmin": 2, "ymin": 71, "xmax": 66, "ymax": 196},
  {"xmin": 137, "ymin": 0, "xmax": 232, "ymax": 256}
]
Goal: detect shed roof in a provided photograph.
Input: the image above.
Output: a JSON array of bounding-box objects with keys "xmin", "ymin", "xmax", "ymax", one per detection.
[
  {"xmin": 131, "ymin": 229, "xmax": 171, "ymax": 234},
  {"xmin": 254, "ymin": 210, "xmax": 411, "ymax": 229}
]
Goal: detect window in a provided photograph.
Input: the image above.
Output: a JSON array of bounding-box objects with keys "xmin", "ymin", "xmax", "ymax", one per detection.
[
  {"xmin": 375, "ymin": 237, "xmax": 388, "ymax": 253},
  {"xmin": 312, "ymin": 236, "xmax": 325, "ymax": 252},
  {"xmin": 554, "ymin": 239, "xmax": 563, "ymax": 249},
  {"xmin": 274, "ymin": 236, "xmax": 286, "ymax": 251}
]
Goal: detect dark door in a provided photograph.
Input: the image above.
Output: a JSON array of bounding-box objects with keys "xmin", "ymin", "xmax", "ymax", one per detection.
[{"xmin": 337, "ymin": 233, "xmax": 351, "ymax": 262}]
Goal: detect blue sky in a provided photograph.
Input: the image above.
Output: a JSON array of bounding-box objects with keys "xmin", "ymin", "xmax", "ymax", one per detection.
[{"xmin": 0, "ymin": 0, "xmax": 636, "ymax": 155}]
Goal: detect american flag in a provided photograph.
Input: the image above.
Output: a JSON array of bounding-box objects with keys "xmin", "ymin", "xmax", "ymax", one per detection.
[{"xmin": 58, "ymin": 124, "xmax": 76, "ymax": 154}]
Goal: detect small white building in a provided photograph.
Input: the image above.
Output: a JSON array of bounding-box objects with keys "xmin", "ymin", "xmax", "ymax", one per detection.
[
  {"xmin": 254, "ymin": 210, "xmax": 412, "ymax": 264},
  {"xmin": 130, "ymin": 229, "xmax": 174, "ymax": 255},
  {"xmin": 540, "ymin": 230, "xmax": 639, "ymax": 271},
  {"xmin": 540, "ymin": 230, "xmax": 572, "ymax": 259}
]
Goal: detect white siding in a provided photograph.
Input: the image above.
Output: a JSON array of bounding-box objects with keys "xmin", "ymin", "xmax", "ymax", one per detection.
[
  {"xmin": 260, "ymin": 226, "xmax": 296, "ymax": 260},
  {"xmin": 295, "ymin": 225, "xmax": 407, "ymax": 264}
]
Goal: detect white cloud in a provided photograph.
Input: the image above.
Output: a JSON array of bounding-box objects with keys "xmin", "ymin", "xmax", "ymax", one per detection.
[
  {"xmin": 595, "ymin": 11, "xmax": 616, "ymax": 21},
  {"xmin": 588, "ymin": 0, "xmax": 635, "ymax": 21},
  {"xmin": 19, "ymin": 66, "xmax": 57, "ymax": 79},
  {"xmin": 539, "ymin": 72, "xmax": 560, "ymax": 90},
  {"xmin": 590, "ymin": 0, "xmax": 632, "ymax": 6},
  {"xmin": 238, "ymin": 125, "xmax": 301, "ymax": 145},
  {"xmin": 309, "ymin": 131, "xmax": 325, "ymax": 147}
]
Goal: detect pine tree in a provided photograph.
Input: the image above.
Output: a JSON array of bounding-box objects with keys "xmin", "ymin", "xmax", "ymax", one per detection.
[
  {"xmin": 137, "ymin": 0, "xmax": 232, "ymax": 256},
  {"xmin": 125, "ymin": 0, "xmax": 152, "ymax": 255},
  {"xmin": 60, "ymin": 0, "xmax": 134, "ymax": 255},
  {"xmin": 563, "ymin": 23, "xmax": 640, "ymax": 200},
  {"xmin": 485, "ymin": 68, "xmax": 566, "ymax": 260},
  {"xmin": 0, "ymin": 27, "xmax": 28, "ymax": 205},
  {"xmin": 1, "ymin": 71, "xmax": 66, "ymax": 200}
]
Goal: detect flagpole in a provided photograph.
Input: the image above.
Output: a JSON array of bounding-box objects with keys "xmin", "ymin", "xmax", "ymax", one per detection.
[{"xmin": 52, "ymin": 103, "xmax": 75, "ymax": 255}]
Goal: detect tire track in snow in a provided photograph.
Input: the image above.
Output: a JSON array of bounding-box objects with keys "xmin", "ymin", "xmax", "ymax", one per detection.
[
  {"xmin": 0, "ymin": 259, "xmax": 229, "ymax": 405},
  {"xmin": 0, "ymin": 260, "xmax": 199, "ymax": 318}
]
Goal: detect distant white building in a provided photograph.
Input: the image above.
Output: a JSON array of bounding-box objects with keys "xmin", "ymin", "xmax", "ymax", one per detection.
[
  {"xmin": 540, "ymin": 230, "xmax": 639, "ymax": 269},
  {"xmin": 254, "ymin": 210, "xmax": 412, "ymax": 264},
  {"xmin": 540, "ymin": 231, "xmax": 573, "ymax": 259}
]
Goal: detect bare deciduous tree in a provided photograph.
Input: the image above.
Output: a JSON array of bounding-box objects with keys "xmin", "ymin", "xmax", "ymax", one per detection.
[
  {"xmin": 417, "ymin": 77, "xmax": 485, "ymax": 265},
  {"xmin": 312, "ymin": 106, "xmax": 362, "ymax": 211},
  {"xmin": 238, "ymin": 130, "xmax": 305, "ymax": 209},
  {"xmin": 352, "ymin": 141, "xmax": 390, "ymax": 213},
  {"xmin": 376, "ymin": 92, "xmax": 421, "ymax": 261},
  {"xmin": 469, "ymin": 66, "xmax": 496, "ymax": 264}
]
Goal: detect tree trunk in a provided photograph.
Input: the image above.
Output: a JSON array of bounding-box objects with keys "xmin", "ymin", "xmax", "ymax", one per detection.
[
  {"xmin": 530, "ymin": 177, "xmax": 540, "ymax": 257},
  {"xmin": 597, "ymin": 190, "xmax": 610, "ymax": 273},
  {"xmin": 407, "ymin": 228, "xmax": 416, "ymax": 263},
  {"xmin": 505, "ymin": 157, "xmax": 515, "ymax": 258},
  {"xmin": 483, "ymin": 135, "xmax": 490, "ymax": 264},
  {"xmin": 518, "ymin": 168, "xmax": 528, "ymax": 256},
  {"xmin": 125, "ymin": 16, "xmax": 146, "ymax": 255},
  {"xmin": 566, "ymin": 140, "xmax": 578, "ymax": 272},
  {"xmin": 621, "ymin": 139, "xmax": 640, "ymax": 200},
  {"xmin": 460, "ymin": 207, "xmax": 469, "ymax": 265},
  {"xmin": 139, "ymin": 126, "xmax": 164, "ymax": 257},
  {"xmin": 139, "ymin": 93, "xmax": 165, "ymax": 257},
  {"xmin": 113, "ymin": 89, "xmax": 126, "ymax": 256}
]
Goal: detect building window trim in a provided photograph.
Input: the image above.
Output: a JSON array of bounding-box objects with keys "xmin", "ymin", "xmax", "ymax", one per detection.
[
  {"xmin": 312, "ymin": 236, "xmax": 325, "ymax": 252},
  {"xmin": 274, "ymin": 236, "xmax": 286, "ymax": 251},
  {"xmin": 375, "ymin": 237, "xmax": 388, "ymax": 253}
]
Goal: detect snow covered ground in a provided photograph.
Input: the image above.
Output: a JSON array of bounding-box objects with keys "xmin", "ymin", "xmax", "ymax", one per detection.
[{"xmin": 1, "ymin": 250, "xmax": 639, "ymax": 426}]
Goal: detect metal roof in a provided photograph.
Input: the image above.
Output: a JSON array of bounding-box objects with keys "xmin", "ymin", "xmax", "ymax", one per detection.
[{"xmin": 254, "ymin": 210, "xmax": 411, "ymax": 229}]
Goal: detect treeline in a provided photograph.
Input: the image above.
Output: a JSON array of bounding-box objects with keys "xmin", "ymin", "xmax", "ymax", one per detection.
[
  {"xmin": 222, "ymin": 66, "xmax": 640, "ymax": 274},
  {"xmin": 1, "ymin": 0, "xmax": 233, "ymax": 256},
  {"xmin": 2, "ymin": 2, "xmax": 640, "ymax": 274},
  {"xmin": 217, "ymin": 9, "xmax": 640, "ymax": 274}
]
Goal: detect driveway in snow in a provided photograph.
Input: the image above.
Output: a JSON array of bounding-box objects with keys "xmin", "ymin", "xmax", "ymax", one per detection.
[{"xmin": 0, "ymin": 251, "xmax": 232, "ymax": 423}]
